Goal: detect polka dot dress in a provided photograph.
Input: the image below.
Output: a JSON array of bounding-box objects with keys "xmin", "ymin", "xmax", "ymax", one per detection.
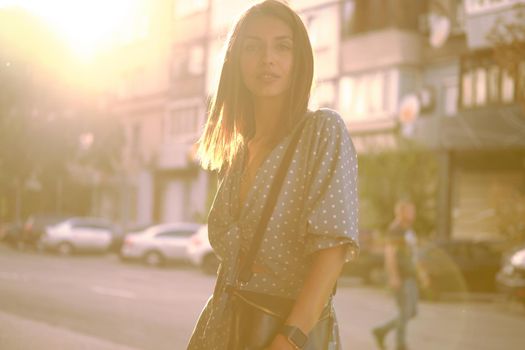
[{"xmin": 187, "ymin": 109, "xmax": 359, "ymax": 350}]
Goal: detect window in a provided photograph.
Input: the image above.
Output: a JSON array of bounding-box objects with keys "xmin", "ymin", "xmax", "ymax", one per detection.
[
  {"xmin": 369, "ymin": 72, "xmax": 385, "ymax": 113},
  {"xmin": 339, "ymin": 70, "xmax": 395, "ymax": 122},
  {"xmin": 168, "ymin": 107, "xmax": 201, "ymax": 140},
  {"xmin": 452, "ymin": 170, "xmax": 523, "ymax": 240},
  {"xmin": 461, "ymin": 70, "xmax": 474, "ymax": 108},
  {"xmin": 341, "ymin": 0, "xmax": 423, "ymax": 37},
  {"xmin": 444, "ymin": 83, "xmax": 459, "ymax": 117},
  {"xmin": 72, "ymin": 220, "xmax": 111, "ymax": 230},
  {"xmin": 341, "ymin": 0, "xmax": 389, "ymax": 36},
  {"xmin": 311, "ymin": 81, "xmax": 336, "ymax": 109},
  {"xmin": 475, "ymin": 67, "xmax": 487, "ymax": 106},
  {"xmin": 501, "ymin": 70, "xmax": 515, "ymax": 103},
  {"xmin": 341, "ymin": 0, "xmax": 356, "ymax": 37},
  {"xmin": 420, "ymin": 0, "xmax": 465, "ymax": 36},
  {"xmin": 88, "ymin": 224, "xmax": 112, "ymax": 231},
  {"xmin": 171, "ymin": 44, "xmax": 205, "ymax": 80},
  {"xmin": 460, "ymin": 52, "xmax": 524, "ymax": 109},
  {"xmin": 188, "ymin": 46, "xmax": 205, "ymax": 75},
  {"xmin": 157, "ymin": 230, "xmax": 194, "ymax": 238},
  {"xmin": 306, "ymin": 14, "xmax": 331, "ymax": 51}
]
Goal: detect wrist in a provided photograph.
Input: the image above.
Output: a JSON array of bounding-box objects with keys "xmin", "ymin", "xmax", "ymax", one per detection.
[
  {"xmin": 274, "ymin": 333, "xmax": 299, "ymax": 350},
  {"xmin": 279, "ymin": 324, "xmax": 308, "ymax": 349}
]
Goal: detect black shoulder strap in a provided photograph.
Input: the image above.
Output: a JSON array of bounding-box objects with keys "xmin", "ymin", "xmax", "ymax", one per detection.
[{"xmin": 238, "ymin": 115, "xmax": 310, "ymax": 283}]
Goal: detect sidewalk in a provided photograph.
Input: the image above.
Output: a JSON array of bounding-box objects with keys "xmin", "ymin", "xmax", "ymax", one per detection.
[
  {"xmin": 335, "ymin": 282, "xmax": 525, "ymax": 350},
  {"xmin": 0, "ymin": 310, "xmax": 137, "ymax": 350}
]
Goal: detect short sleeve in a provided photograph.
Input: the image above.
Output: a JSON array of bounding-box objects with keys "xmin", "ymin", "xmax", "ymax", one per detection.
[{"xmin": 304, "ymin": 109, "xmax": 359, "ymax": 262}]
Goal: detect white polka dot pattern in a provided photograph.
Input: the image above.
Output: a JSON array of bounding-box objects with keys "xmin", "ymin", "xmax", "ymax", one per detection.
[{"xmin": 187, "ymin": 109, "xmax": 359, "ymax": 350}]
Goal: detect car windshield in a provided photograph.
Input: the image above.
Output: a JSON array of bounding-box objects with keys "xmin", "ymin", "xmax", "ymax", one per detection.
[{"xmin": 68, "ymin": 218, "xmax": 112, "ymax": 230}]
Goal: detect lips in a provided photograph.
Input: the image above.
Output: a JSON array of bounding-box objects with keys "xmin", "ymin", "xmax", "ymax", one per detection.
[{"xmin": 257, "ymin": 72, "xmax": 280, "ymax": 83}]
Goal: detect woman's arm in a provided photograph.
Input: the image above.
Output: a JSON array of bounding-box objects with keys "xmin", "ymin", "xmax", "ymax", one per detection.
[{"xmin": 268, "ymin": 244, "xmax": 348, "ymax": 349}]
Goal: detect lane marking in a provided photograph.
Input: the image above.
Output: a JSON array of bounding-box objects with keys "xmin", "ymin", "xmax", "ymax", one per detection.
[
  {"xmin": 0, "ymin": 271, "xmax": 30, "ymax": 281},
  {"xmin": 90, "ymin": 286, "xmax": 136, "ymax": 299}
]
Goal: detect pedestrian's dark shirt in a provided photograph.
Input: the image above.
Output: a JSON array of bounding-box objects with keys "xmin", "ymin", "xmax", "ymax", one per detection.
[{"xmin": 386, "ymin": 223, "xmax": 416, "ymax": 280}]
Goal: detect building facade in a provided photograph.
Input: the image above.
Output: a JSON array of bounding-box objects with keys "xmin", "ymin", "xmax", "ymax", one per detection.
[
  {"xmin": 108, "ymin": 0, "xmax": 210, "ymax": 226},
  {"xmin": 107, "ymin": 0, "xmax": 525, "ymax": 242},
  {"xmin": 415, "ymin": 0, "xmax": 525, "ymax": 241}
]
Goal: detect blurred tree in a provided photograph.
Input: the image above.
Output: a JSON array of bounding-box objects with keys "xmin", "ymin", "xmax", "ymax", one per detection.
[
  {"xmin": 0, "ymin": 8, "xmax": 72, "ymax": 220},
  {"xmin": 358, "ymin": 135, "xmax": 438, "ymax": 237},
  {"xmin": 486, "ymin": 3, "xmax": 525, "ymax": 112},
  {"xmin": 0, "ymin": 7, "xmax": 123, "ymax": 221}
]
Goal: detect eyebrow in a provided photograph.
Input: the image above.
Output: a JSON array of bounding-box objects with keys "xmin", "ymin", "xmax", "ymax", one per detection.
[{"xmin": 244, "ymin": 35, "xmax": 293, "ymax": 41}]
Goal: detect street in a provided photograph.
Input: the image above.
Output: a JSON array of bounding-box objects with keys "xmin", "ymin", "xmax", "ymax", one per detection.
[{"xmin": 0, "ymin": 245, "xmax": 524, "ymax": 350}]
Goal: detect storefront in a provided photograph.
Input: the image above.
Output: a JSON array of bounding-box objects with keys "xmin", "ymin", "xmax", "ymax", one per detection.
[{"xmin": 417, "ymin": 104, "xmax": 525, "ymax": 241}]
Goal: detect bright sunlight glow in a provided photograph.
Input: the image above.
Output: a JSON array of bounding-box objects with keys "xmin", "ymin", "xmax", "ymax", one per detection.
[{"xmin": 1, "ymin": 0, "xmax": 145, "ymax": 60}]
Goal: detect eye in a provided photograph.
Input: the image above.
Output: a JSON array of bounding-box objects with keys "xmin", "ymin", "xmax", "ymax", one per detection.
[
  {"xmin": 243, "ymin": 42, "xmax": 260, "ymax": 52},
  {"xmin": 276, "ymin": 42, "xmax": 292, "ymax": 52}
]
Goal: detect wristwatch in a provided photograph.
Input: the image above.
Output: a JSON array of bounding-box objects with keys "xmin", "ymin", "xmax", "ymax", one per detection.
[{"xmin": 279, "ymin": 325, "xmax": 308, "ymax": 349}]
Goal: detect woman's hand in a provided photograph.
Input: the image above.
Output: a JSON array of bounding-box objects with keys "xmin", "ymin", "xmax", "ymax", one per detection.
[{"xmin": 265, "ymin": 334, "xmax": 296, "ymax": 350}]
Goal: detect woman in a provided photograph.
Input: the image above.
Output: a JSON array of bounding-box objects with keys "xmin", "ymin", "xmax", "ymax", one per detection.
[{"xmin": 187, "ymin": 1, "xmax": 359, "ymax": 349}]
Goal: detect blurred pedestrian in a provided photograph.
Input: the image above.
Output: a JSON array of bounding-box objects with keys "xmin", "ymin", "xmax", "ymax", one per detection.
[
  {"xmin": 186, "ymin": 1, "xmax": 359, "ymax": 349},
  {"xmin": 372, "ymin": 200, "xmax": 429, "ymax": 350}
]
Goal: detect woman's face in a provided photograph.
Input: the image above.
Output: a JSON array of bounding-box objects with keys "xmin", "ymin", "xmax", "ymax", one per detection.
[{"xmin": 239, "ymin": 15, "xmax": 294, "ymax": 99}]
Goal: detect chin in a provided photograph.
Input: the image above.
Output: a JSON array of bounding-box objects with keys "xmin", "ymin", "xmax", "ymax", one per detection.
[{"xmin": 252, "ymin": 87, "xmax": 289, "ymax": 99}]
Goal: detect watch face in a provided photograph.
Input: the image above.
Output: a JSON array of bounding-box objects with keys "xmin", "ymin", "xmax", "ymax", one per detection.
[
  {"xmin": 282, "ymin": 325, "xmax": 308, "ymax": 348},
  {"xmin": 290, "ymin": 328, "xmax": 308, "ymax": 347}
]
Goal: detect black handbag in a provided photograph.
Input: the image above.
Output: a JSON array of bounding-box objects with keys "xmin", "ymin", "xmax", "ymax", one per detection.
[
  {"xmin": 227, "ymin": 113, "xmax": 336, "ymax": 349},
  {"xmin": 228, "ymin": 289, "xmax": 334, "ymax": 349}
]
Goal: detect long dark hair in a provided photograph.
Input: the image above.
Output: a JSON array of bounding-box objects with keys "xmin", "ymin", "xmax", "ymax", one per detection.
[{"xmin": 197, "ymin": 0, "xmax": 314, "ymax": 171}]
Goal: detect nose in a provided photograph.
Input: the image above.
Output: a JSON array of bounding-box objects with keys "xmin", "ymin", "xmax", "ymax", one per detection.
[{"xmin": 261, "ymin": 45, "xmax": 275, "ymax": 65}]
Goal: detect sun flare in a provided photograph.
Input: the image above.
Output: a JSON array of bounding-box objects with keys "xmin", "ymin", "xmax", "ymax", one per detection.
[{"xmin": 1, "ymin": 0, "xmax": 145, "ymax": 60}]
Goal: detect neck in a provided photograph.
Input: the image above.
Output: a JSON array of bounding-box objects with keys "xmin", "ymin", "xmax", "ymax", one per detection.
[{"xmin": 252, "ymin": 94, "xmax": 286, "ymax": 140}]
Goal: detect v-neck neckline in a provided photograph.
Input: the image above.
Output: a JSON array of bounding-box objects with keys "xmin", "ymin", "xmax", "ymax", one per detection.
[
  {"xmin": 236, "ymin": 134, "xmax": 291, "ymax": 216},
  {"xmin": 234, "ymin": 113, "xmax": 311, "ymax": 218}
]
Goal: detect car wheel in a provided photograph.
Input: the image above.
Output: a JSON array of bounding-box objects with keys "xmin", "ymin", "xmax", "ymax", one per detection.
[
  {"xmin": 143, "ymin": 251, "xmax": 164, "ymax": 267},
  {"xmin": 118, "ymin": 252, "xmax": 131, "ymax": 263},
  {"xmin": 201, "ymin": 253, "xmax": 219, "ymax": 275},
  {"xmin": 57, "ymin": 242, "xmax": 74, "ymax": 256}
]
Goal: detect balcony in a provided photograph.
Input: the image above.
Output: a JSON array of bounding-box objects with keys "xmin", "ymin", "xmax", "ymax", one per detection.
[{"xmin": 340, "ymin": 28, "xmax": 422, "ymax": 73}]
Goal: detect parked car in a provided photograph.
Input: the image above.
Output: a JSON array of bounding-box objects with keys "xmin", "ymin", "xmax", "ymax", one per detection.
[
  {"xmin": 109, "ymin": 223, "xmax": 153, "ymax": 254},
  {"xmin": 119, "ymin": 222, "xmax": 201, "ymax": 267},
  {"xmin": 40, "ymin": 217, "xmax": 115, "ymax": 255},
  {"xmin": 187, "ymin": 225, "xmax": 220, "ymax": 275},
  {"xmin": 418, "ymin": 240, "xmax": 502, "ymax": 299},
  {"xmin": 496, "ymin": 245, "xmax": 525, "ymax": 305}
]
